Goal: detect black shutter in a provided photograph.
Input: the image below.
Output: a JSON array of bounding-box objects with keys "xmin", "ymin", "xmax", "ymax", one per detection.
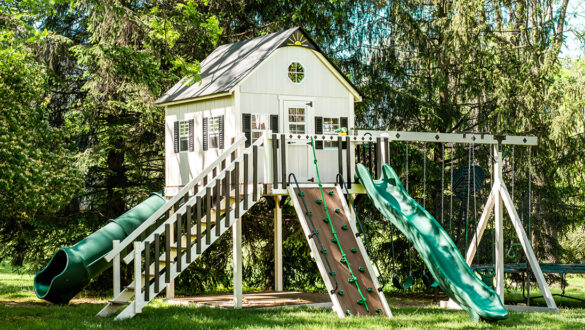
[
  {"xmin": 242, "ymin": 113, "xmax": 251, "ymax": 147},
  {"xmin": 202, "ymin": 117, "xmax": 208, "ymax": 151},
  {"xmin": 315, "ymin": 116, "xmax": 323, "ymax": 149},
  {"xmin": 174, "ymin": 121, "xmax": 180, "ymax": 153},
  {"xmin": 219, "ymin": 115, "xmax": 224, "ymax": 149},
  {"xmin": 270, "ymin": 115, "xmax": 279, "ymax": 133},
  {"xmin": 340, "ymin": 117, "xmax": 348, "ymax": 149},
  {"xmin": 188, "ymin": 119, "xmax": 194, "ymax": 152}
]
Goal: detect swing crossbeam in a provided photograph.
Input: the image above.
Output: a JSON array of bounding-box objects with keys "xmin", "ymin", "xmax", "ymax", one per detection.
[{"xmin": 357, "ymin": 130, "xmax": 537, "ymax": 146}]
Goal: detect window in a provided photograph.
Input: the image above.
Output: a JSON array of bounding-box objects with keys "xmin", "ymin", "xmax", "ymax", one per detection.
[
  {"xmin": 208, "ymin": 117, "xmax": 220, "ymax": 149},
  {"xmin": 251, "ymin": 114, "xmax": 269, "ymax": 142},
  {"xmin": 179, "ymin": 121, "xmax": 189, "ymax": 152},
  {"xmin": 288, "ymin": 62, "xmax": 305, "ymax": 84},
  {"xmin": 323, "ymin": 117, "xmax": 340, "ymax": 149},
  {"xmin": 288, "ymin": 108, "xmax": 306, "ymax": 134}
]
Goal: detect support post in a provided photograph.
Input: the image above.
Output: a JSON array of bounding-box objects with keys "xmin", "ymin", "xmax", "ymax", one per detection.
[
  {"xmin": 494, "ymin": 144, "xmax": 504, "ymax": 302},
  {"xmin": 233, "ymin": 217, "xmax": 243, "ymax": 308},
  {"xmin": 274, "ymin": 195, "xmax": 283, "ymax": 291},
  {"xmin": 134, "ymin": 241, "xmax": 143, "ymax": 314},
  {"xmin": 112, "ymin": 240, "xmax": 120, "ymax": 297}
]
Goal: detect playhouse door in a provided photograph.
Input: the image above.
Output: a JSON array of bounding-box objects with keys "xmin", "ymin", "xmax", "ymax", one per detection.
[{"xmin": 283, "ymin": 100, "xmax": 313, "ymax": 182}]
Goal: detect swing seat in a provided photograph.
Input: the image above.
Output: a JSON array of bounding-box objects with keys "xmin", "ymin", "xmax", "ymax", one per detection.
[
  {"xmin": 392, "ymin": 273, "xmax": 414, "ymax": 290},
  {"xmin": 472, "ymin": 267, "xmax": 495, "ymax": 288}
]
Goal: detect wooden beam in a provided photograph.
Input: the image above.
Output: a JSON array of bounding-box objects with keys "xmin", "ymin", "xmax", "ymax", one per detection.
[
  {"xmin": 465, "ymin": 188, "xmax": 496, "ymax": 265},
  {"xmin": 233, "ymin": 217, "xmax": 243, "ymax": 308},
  {"xmin": 500, "ymin": 184, "xmax": 558, "ymax": 310},
  {"xmin": 274, "ymin": 196, "xmax": 283, "ymax": 291}
]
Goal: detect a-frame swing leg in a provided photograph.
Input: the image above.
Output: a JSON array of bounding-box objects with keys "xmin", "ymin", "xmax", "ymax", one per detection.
[
  {"xmin": 465, "ymin": 188, "xmax": 496, "ymax": 265},
  {"xmin": 499, "ymin": 184, "xmax": 558, "ymax": 310}
]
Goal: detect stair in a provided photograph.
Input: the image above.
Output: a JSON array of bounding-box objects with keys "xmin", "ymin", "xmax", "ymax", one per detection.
[
  {"xmin": 98, "ymin": 192, "xmax": 258, "ymax": 320},
  {"xmin": 97, "ymin": 135, "xmax": 264, "ymax": 320}
]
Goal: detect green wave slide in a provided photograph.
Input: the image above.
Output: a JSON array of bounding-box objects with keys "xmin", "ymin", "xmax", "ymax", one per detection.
[
  {"xmin": 34, "ymin": 193, "xmax": 165, "ymax": 305},
  {"xmin": 355, "ymin": 163, "xmax": 508, "ymax": 322}
]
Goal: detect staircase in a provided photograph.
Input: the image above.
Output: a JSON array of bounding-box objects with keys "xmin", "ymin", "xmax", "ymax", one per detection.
[{"xmin": 97, "ymin": 135, "xmax": 264, "ymax": 320}]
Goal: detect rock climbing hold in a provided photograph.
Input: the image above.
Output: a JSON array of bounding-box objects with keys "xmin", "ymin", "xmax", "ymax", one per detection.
[
  {"xmin": 376, "ymin": 308, "xmax": 382, "ymax": 313},
  {"xmin": 306, "ymin": 211, "xmax": 312, "ymax": 216},
  {"xmin": 338, "ymin": 290, "xmax": 344, "ymax": 296},
  {"xmin": 334, "ymin": 208, "xmax": 341, "ymax": 213},
  {"xmin": 346, "ymin": 310, "xmax": 352, "ymax": 315},
  {"xmin": 357, "ymin": 298, "xmax": 366, "ymax": 305},
  {"xmin": 321, "ymin": 249, "xmax": 327, "ymax": 254},
  {"xmin": 351, "ymin": 248, "xmax": 357, "ymax": 253},
  {"xmin": 316, "ymin": 199, "xmax": 322, "ymax": 204},
  {"xmin": 299, "ymin": 192, "xmax": 304, "ymax": 196},
  {"xmin": 331, "ymin": 238, "xmax": 337, "ymax": 243},
  {"xmin": 340, "ymin": 257, "xmax": 347, "ymax": 263},
  {"xmin": 358, "ymin": 267, "xmax": 365, "ymax": 272},
  {"xmin": 328, "ymin": 190, "xmax": 335, "ymax": 195},
  {"xmin": 322, "ymin": 217, "xmax": 329, "ymax": 223},
  {"xmin": 341, "ymin": 225, "xmax": 348, "ymax": 230},
  {"xmin": 348, "ymin": 277, "xmax": 356, "ymax": 283},
  {"xmin": 367, "ymin": 287, "xmax": 373, "ymax": 292}
]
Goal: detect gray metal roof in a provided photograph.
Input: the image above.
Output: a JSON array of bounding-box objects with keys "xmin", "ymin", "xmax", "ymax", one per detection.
[{"xmin": 156, "ymin": 27, "xmax": 303, "ymax": 104}]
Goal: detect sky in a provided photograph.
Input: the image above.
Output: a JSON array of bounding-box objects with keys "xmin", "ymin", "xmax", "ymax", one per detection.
[{"xmin": 561, "ymin": 0, "xmax": 585, "ymax": 58}]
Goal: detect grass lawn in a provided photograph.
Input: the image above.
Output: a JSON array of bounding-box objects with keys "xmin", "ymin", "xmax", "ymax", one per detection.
[{"xmin": 2, "ymin": 261, "xmax": 585, "ymax": 329}]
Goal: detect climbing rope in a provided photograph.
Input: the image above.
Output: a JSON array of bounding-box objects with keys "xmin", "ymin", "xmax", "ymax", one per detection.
[
  {"xmin": 336, "ymin": 174, "xmax": 386, "ymax": 290},
  {"xmin": 310, "ymin": 137, "xmax": 369, "ymax": 312},
  {"xmin": 288, "ymin": 172, "xmax": 339, "ymax": 294}
]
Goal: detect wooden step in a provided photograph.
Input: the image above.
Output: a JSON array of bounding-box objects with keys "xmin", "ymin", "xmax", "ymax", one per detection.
[{"xmin": 109, "ymin": 300, "xmax": 130, "ymax": 305}]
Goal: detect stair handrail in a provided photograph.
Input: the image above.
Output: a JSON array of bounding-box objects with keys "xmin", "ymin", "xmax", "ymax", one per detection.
[
  {"xmin": 104, "ymin": 134, "xmax": 247, "ymax": 262},
  {"xmin": 124, "ymin": 134, "xmax": 265, "ymax": 263}
]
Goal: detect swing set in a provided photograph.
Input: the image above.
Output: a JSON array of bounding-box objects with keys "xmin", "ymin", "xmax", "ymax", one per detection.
[{"xmin": 356, "ymin": 130, "xmax": 559, "ymax": 312}]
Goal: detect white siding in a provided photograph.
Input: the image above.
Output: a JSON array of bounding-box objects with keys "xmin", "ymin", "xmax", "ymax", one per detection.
[
  {"xmin": 164, "ymin": 45, "xmax": 359, "ymax": 195},
  {"xmin": 238, "ymin": 46, "xmax": 355, "ymax": 183},
  {"xmin": 165, "ymin": 96, "xmax": 235, "ymax": 196}
]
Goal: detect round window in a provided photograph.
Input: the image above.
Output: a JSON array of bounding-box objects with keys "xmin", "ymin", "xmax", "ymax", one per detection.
[{"xmin": 288, "ymin": 62, "xmax": 305, "ymax": 84}]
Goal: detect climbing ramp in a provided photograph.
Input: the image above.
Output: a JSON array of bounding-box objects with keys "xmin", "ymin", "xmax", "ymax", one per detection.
[
  {"xmin": 288, "ymin": 184, "xmax": 391, "ymax": 317},
  {"xmin": 355, "ymin": 163, "xmax": 508, "ymax": 322}
]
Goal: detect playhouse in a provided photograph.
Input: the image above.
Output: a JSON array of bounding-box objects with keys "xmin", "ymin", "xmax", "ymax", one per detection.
[
  {"xmin": 34, "ymin": 27, "xmax": 561, "ymax": 323},
  {"xmin": 156, "ymin": 27, "xmax": 360, "ymax": 196}
]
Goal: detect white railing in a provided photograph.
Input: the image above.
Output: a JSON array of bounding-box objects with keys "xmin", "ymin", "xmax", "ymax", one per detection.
[{"xmin": 104, "ymin": 135, "xmax": 247, "ymax": 263}]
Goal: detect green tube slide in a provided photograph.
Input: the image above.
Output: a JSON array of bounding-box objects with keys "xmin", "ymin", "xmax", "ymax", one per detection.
[
  {"xmin": 355, "ymin": 164, "xmax": 508, "ymax": 322},
  {"xmin": 34, "ymin": 192, "xmax": 166, "ymax": 305}
]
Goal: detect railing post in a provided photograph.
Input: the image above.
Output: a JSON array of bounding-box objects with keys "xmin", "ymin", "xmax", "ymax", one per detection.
[
  {"xmin": 225, "ymin": 170, "xmax": 231, "ymax": 228},
  {"xmin": 154, "ymin": 234, "xmax": 160, "ymax": 293},
  {"xmin": 177, "ymin": 212, "xmax": 182, "ymax": 272},
  {"xmin": 384, "ymin": 137, "xmax": 389, "ymax": 164},
  {"xmin": 144, "ymin": 241, "xmax": 150, "ymax": 302},
  {"xmin": 134, "ymin": 241, "xmax": 143, "ymax": 314},
  {"xmin": 215, "ymin": 179, "xmax": 221, "ymax": 236},
  {"xmin": 235, "ymin": 161, "xmax": 240, "ymax": 218},
  {"xmin": 112, "ymin": 240, "xmax": 121, "ymax": 298},
  {"xmin": 337, "ymin": 136, "xmax": 343, "ymax": 178},
  {"xmin": 244, "ymin": 154, "xmax": 249, "ymax": 209},
  {"xmin": 280, "ymin": 134, "xmax": 286, "ymax": 189},
  {"xmin": 186, "ymin": 205, "xmax": 192, "ymax": 264},
  {"xmin": 196, "ymin": 196, "xmax": 202, "ymax": 254},
  {"xmin": 253, "ymin": 145, "xmax": 258, "ymax": 201},
  {"xmin": 376, "ymin": 137, "xmax": 382, "ymax": 178},
  {"xmin": 346, "ymin": 136, "xmax": 352, "ymax": 188},
  {"xmin": 206, "ymin": 187, "xmax": 212, "ymax": 245},
  {"xmin": 272, "ymin": 134, "xmax": 278, "ymax": 189}
]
